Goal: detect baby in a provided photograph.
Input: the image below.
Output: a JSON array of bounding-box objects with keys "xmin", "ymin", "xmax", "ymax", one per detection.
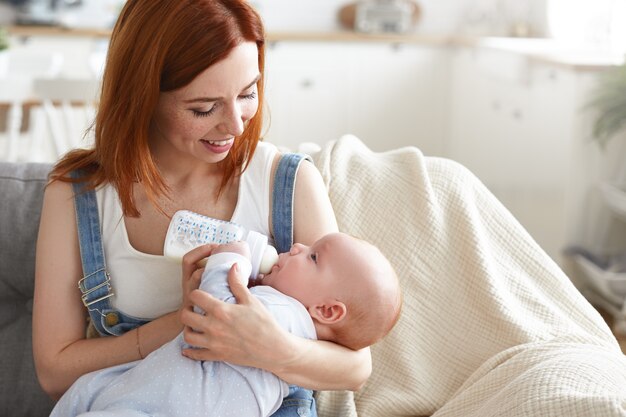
[{"xmin": 51, "ymin": 232, "xmax": 402, "ymax": 417}]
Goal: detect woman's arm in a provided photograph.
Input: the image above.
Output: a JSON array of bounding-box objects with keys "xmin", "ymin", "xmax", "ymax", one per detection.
[
  {"xmin": 180, "ymin": 159, "xmax": 372, "ymax": 390},
  {"xmin": 289, "ymin": 159, "xmax": 372, "ymax": 389},
  {"xmin": 290, "ymin": 160, "xmax": 338, "ymax": 244},
  {"xmin": 32, "ymin": 181, "xmax": 183, "ymax": 399}
]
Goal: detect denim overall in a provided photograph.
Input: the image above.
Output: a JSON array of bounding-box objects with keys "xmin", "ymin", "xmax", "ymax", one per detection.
[{"xmin": 71, "ymin": 152, "xmax": 317, "ymax": 417}]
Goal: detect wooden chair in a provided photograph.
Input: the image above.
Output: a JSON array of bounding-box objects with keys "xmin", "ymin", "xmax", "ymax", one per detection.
[{"xmin": 31, "ymin": 77, "xmax": 99, "ymax": 160}]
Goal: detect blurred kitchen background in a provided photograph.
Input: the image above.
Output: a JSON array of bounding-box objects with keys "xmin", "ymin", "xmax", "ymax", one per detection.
[{"xmin": 1, "ymin": 0, "xmax": 626, "ymax": 331}]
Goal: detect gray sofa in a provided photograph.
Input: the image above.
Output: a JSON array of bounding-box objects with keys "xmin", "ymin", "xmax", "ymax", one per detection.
[{"xmin": 0, "ymin": 162, "xmax": 55, "ymax": 416}]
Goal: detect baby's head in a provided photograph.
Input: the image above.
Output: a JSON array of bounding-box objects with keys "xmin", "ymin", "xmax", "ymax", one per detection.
[{"xmin": 261, "ymin": 232, "xmax": 401, "ymax": 350}]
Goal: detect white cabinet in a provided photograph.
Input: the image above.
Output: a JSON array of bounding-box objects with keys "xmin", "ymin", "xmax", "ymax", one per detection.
[
  {"xmin": 263, "ymin": 41, "xmax": 449, "ymax": 155},
  {"xmin": 447, "ymin": 46, "xmax": 591, "ymax": 263},
  {"xmin": 448, "ymin": 47, "xmax": 576, "ymax": 189},
  {"xmin": 263, "ymin": 42, "xmax": 351, "ymax": 150},
  {"xmin": 344, "ymin": 43, "xmax": 449, "ymax": 155}
]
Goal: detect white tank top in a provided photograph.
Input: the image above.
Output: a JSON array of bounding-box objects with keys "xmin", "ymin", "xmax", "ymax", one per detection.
[{"xmin": 96, "ymin": 142, "xmax": 278, "ymax": 319}]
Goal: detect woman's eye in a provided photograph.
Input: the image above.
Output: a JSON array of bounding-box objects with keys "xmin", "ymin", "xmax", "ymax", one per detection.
[
  {"xmin": 192, "ymin": 107, "xmax": 216, "ymax": 118},
  {"xmin": 239, "ymin": 91, "xmax": 257, "ymax": 100}
]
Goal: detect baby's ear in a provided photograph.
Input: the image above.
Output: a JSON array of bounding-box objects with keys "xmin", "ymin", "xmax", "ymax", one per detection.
[{"xmin": 309, "ymin": 301, "xmax": 347, "ymax": 324}]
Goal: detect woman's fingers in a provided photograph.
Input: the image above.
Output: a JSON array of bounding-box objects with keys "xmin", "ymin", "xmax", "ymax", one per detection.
[
  {"xmin": 227, "ymin": 263, "xmax": 253, "ymax": 304},
  {"xmin": 179, "ymin": 263, "xmax": 288, "ymax": 370},
  {"xmin": 181, "ymin": 269, "xmax": 204, "ymax": 312},
  {"xmin": 182, "ymin": 244, "xmax": 218, "ymax": 277},
  {"xmin": 179, "ymin": 285, "xmax": 273, "ymax": 367},
  {"xmin": 181, "ymin": 346, "xmax": 211, "ymax": 361},
  {"xmin": 180, "ymin": 290, "xmax": 236, "ymax": 362},
  {"xmin": 181, "ymin": 244, "xmax": 218, "ymax": 312},
  {"xmin": 181, "ymin": 289, "xmax": 233, "ymax": 333}
]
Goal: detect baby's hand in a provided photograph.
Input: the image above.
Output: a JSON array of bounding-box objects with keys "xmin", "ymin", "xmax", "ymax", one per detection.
[{"xmin": 211, "ymin": 241, "xmax": 251, "ymax": 259}]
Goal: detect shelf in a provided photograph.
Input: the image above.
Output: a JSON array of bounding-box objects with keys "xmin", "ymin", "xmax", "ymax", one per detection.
[
  {"xmin": 600, "ymin": 182, "xmax": 626, "ymax": 222},
  {"xmin": 7, "ymin": 25, "xmax": 453, "ymax": 45}
]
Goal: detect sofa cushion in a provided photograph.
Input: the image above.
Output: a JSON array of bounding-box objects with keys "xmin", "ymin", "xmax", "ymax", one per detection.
[{"xmin": 0, "ymin": 162, "xmax": 55, "ymax": 416}]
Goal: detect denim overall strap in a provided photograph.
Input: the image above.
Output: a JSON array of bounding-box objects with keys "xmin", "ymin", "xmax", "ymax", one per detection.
[
  {"xmin": 272, "ymin": 152, "xmax": 312, "ymax": 254},
  {"xmin": 71, "ymin": 171, "xmax": 115, "ymax": 336},
  {"xmin": 270, "ymin": 153, "xmax": 318, "ymax": 417}
]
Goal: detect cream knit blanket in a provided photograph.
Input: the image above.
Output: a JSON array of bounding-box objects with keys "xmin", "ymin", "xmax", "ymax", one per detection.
[{"xmin": 312, "ymin": 135, "xmax": 626, "ymax": 417}]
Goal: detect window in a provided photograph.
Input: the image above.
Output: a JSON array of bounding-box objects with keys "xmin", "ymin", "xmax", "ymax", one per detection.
[{"xmin": 548, "ymin": 0, "xmax": 626, "ymax": 57}]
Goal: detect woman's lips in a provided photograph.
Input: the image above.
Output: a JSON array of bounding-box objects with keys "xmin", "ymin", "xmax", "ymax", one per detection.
[{"xmin": 200, "ymin": 138, "xmax": 234, "ymax": 154}]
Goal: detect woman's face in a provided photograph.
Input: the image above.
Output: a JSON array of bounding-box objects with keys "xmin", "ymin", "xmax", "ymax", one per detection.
[{"xmin": 150, "ymin": 41, "xmax": 260, "ymax": 164}]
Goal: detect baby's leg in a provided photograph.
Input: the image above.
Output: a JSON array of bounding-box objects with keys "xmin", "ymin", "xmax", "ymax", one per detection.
[
  {"xmin": 89, "ymin": 333, "xmax": 199, "ymax": 414},
  {"xmin": 50, "ymin": 361, "xmax": 140, "ymax": 417}
]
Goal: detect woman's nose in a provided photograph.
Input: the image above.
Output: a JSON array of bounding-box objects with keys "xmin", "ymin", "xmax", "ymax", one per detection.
[{"xmin": 218, "ymin": 101, "xmax": 244, "ymax": 137}]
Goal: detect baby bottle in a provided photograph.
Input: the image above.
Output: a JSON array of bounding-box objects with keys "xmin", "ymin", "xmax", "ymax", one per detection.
[{"xmin": 163, "ymin": 209, "xmax": 278, "ymax": 278}]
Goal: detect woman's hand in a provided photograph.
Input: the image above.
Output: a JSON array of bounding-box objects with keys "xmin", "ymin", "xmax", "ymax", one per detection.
[
  {"xmin": 180, "ymin": 266, "xmax": 371, "ymax": 390},
  {"xmin": 180, "ymin": 264, "xmax": 293, "ymax": 372},
  {"xmin": 180, "ymin": 244, "xmax": 218, "ymax": 314}
]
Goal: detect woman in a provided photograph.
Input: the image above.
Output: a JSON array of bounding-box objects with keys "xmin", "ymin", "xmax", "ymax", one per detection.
[{"xmin": 32, "ymin": 1, "xmax": 371, "ymax": 415}]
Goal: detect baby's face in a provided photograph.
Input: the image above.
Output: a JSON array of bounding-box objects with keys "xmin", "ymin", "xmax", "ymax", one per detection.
[{"xmin": 261, "ymin": 233, "xmax": 355, "ymax": 307}]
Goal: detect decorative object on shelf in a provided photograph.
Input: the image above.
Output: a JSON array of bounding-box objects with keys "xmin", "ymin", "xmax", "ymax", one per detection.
[
  {"xmin": 588, "ymin": 62, "xmax": 626, "ymax": 148},
  {"xmin": 338, "ymin": 0, "xmax": 421, "ymax": 34}
]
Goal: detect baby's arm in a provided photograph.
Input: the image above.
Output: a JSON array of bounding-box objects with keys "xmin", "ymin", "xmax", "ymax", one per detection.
[{"xmin": 198, "ymin": 242, "xmax": 253, "ymax": 303}]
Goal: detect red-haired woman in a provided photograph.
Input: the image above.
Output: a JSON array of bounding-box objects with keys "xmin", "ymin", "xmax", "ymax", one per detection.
[{"xmin": 32, "ymin": 1, "xmax": 371, "ymax": 415}]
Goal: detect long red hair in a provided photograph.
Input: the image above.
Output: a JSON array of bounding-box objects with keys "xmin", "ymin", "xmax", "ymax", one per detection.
[{"xmin": 50, "ymin": 0, "xmax": 266, "ymax": 217}]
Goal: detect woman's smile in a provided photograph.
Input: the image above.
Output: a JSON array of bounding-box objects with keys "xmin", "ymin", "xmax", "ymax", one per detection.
[{"xmin": 199, "ymin": 138, "xmax": 234, "ymax": 154}]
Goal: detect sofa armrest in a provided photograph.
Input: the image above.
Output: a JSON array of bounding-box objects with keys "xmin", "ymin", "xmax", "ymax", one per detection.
[{"xmin": 0, "ymin": 162, "xmax": 55, "ymax": 416}]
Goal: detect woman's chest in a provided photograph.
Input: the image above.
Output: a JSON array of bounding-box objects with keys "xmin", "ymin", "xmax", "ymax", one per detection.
[{"xmin": 125, "ymin": 182, "xmax": 240, "ymax": 256}]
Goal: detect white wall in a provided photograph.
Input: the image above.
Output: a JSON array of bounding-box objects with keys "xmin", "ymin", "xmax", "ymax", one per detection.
[{"xmin": 252, "ymin": 0, "xmax": 548, "ymax": 37}]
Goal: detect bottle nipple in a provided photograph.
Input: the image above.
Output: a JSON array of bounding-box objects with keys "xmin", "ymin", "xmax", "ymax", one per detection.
[
  {"xmin": 259, "ymin": 245, "xmax": 279, "ymax": 275},
  {"xmin": 246, "ymin": 231, "xmax": 278, "ymax": 278}
]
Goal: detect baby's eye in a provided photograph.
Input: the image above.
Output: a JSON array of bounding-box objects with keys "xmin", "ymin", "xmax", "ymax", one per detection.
[{"xmin": 309, "ymin": 253, "xmax": 317, "ymax": 263}]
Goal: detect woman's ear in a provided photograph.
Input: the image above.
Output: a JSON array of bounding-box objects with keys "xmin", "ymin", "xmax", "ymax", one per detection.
[{"xmin": 309, "ymin": 301, "xmax": 347, "ymax": 324}]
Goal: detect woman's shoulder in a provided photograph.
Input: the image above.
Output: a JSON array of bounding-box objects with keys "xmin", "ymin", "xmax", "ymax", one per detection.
[
  {"xmin": 254, "ymin": 141, "xmax": 279, "ymax": 160},
  {"xmin": 44, "ymin": 178, "xmax": 114, "ymax": 200},
  {"xmin": 43, "ymin": 178, "xmax": 74, "ymax": 206},
  {"xmin": 39, "ymin": 180, "xmax": 78, "ymax": 241},
  {"xmin": 245, "ymin": 141, "xmax": 279, "ymax": 179}
]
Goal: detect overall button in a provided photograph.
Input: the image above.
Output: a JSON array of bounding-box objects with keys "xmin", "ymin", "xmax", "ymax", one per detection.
[{"xmin": 105, "ymin": 312, "xmax": 119, "ymax": 326}]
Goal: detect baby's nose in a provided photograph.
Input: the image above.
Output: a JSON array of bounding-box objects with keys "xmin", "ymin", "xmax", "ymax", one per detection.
[{"xmin": 289, "ymin": 243, "xmax": 304, "ymax": 255}]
